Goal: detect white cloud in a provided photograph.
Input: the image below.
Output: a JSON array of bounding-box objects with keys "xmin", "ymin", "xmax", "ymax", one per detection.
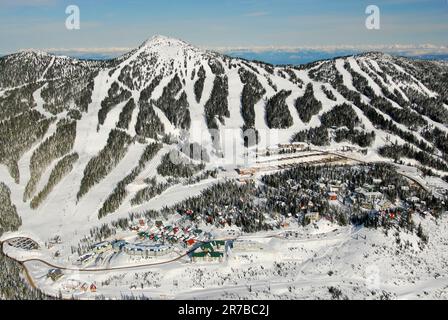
[
  {"xmin": 28, "ymin": 43, "xmax": 448, "ymax": 59},
  {"xmin": 209, "ymin": 43, "xmax": 448, "ymax": 55}
]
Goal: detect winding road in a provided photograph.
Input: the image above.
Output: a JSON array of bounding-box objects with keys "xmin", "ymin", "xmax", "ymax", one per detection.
[
  {"xmin": 0, "ymin": 237, "xmax": 187, "ymax": 293},
  {"xmin": 0, "ymin": 236, "xmax": 238, "ymax": 293}
]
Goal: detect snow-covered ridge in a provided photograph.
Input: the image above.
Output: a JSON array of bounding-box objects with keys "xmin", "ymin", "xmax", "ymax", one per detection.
[{"xmin": 140, "ymin": 35, "xmax": 195, "ymax": 50}]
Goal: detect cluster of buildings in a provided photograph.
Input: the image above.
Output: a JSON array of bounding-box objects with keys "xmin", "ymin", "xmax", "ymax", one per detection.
[
  {"xmin": 189, "ymin": 239, "xmax": 266, "ymax": 262},
  {"xmin": 190, "ymin": 240, "xmax": 226, "ymax": 262},
  {"xmin": 80, "ymin": 282, "xmax": 97, "ymax": 293},
  {"xmin": 237, "ymin": 143, "xmax": 350, "ymax": 180},
  {"xmin": 130, "ymin": 217, "xmax": 210, "ymax": 247},
  {"xmin": 269, "ymin": 168, "xmax": 437, "ymax": 227},
  {"xmin": 319, "ymin": 176, "xmax": 435, "ymax": 219},
  {"xmin": 46, "ymin": 268, "xmax": 98, "ymax": 293},
  {"xmin": 87, "ymin": 239, "xmax": 174, "ymax": 259},
  {"xmin": 111, "ymin": 240, "xmax": 173, "ymax": 257},
  {"xmin": 78, "ymin": 217, "xmax": 214, "ymax": 264},
  {"xmin": 270, "ymin": 142, "xmax": 309, "ymax": 155}
]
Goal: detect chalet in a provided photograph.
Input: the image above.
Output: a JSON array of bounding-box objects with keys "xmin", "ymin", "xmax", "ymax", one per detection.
[
  {"xmin": 379, "ymin": 200, "xmax": 394, "ymax": 211},
  {"xmin": 138, "ymin": 231, "xmax": 150, "ymax": 239},
  {"xmin": 93, "ymin": 241, "xmax": 112, "ymax": 254},
  {"xmin": 124, "ymin": 244, "xmax": 145, "ymax": 256},
  {"xmin": 191, "ymin": 251, "xmax": 224, "ymax": 262},
  {"xmin": 280, "ymin": 221, "xmax": 290, "ymax": 228},
  {"xmin": 278, "ymin": 142, "xmax": 307, "ymax": 152},
  {"xmin": 123, "ymin": 243, "xmax": 173, "ymax": 257},
  {"xmin": 328, "ymin": 184, "xmax": 342, "ymax": 193},
  {"xmin": 328, "ymin": 192, "xmax": 338, "ymax": 201},
  {"xmin": 305, "ymin": 212, "xmax": 320, "ymax": 224},
  {"xmin": 77, "ymin": 253, "xmax": 94, "ymax": 265},
  {"xmin": 358, "ymin": 190, "xmax": 383, "ymax": 202},
  {"xmin": 81, "ymin": 283, "xmax": 89, "ymax": 292},
  {"xmin": 90, "ymin": 283, "xmax": 97, "ymax": 293},
  {"xmin": 149, "ymin": 244, "xmax": 173, "ymax": 256},
  {"xmin": 373, "ymin": 179, "xmax": 382, "ymax": 185},
  {"xmin": 47, "ymin": 268, "xmax": 63, "ymax": 281},
  {"xmin": 236, "ymin": 168, "xmax": 258, "ymax": 176}
]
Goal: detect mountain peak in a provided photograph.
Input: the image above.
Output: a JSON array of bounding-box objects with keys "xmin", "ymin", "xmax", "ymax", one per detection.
[
  {"xmin": 135, "ymin": 35, "xmax": 206, "ymax": 61},
  {"xmin": 141, "ymin": 35, "xmax": 190, "ymax": 49},
  {"xmin": 18, "ymin": 48, "xmax": 51, "ymax": 56}
]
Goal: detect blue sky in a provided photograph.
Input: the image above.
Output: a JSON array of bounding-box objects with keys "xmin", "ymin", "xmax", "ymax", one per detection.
[{"xmin": 0, "ymin": 0, "xmax": 447, "ymax": 55}]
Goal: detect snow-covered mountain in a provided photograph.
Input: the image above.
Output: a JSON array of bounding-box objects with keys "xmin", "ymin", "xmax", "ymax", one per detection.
[
  {"xmin": 1, "ymin": 35, "xmax": 448, "ymax": 240},
  {"xmin": 2, "ymin": 35, "xmax": 448, "ymax": 300}
]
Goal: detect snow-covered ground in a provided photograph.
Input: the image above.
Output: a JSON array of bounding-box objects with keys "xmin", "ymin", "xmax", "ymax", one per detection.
[{"xmin": 4, "ymin": 214, "xmax": 448, "ymax": 300}]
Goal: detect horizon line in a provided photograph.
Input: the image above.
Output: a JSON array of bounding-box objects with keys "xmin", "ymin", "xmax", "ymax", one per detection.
[{"xmin": 1, "ymin": 43, "xmax": 447, "ymax": 57}]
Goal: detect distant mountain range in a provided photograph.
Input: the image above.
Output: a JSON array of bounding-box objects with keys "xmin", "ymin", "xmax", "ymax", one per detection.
[
  {"xmin": 226, "ymin": 50, "xmax": 448, "ymax": 65},
  {"xmin": 3, "ymin": 48, "xmax": 448, "ymax": 65}
]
